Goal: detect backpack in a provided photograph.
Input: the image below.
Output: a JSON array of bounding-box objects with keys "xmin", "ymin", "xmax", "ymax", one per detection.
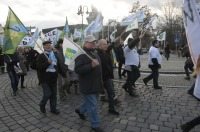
[{"xmin": 30, "ymin": 52, "xmax": 39, "ymax": 70}]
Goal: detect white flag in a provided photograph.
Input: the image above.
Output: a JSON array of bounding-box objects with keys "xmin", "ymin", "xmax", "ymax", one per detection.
[
  {"xmin": 33, "ymin": 38, "xmax": 43, "ymax": 53},
  {"xmin": 157, "ymin": 31, "xmax": 166, "ymax": 41},
  {"xmin": 63, "ymin": 37, "xmax": 85, "ymax": 70},
  {"xmin": 44, "ymin": 28, "xmax": 58, "ymax": 45},
  {"xmin": 124, "ymin": 32, "xmax": 133, "ymax": 45},
  {"xmin": 125, "ymin": 18, "xmax": 138, "ymax": 32},
  {"xmin": 73, "ymin": 29, "xmax": 82, "ymax": 39},
  {"xmin": 120, "ymin": 10, "xmax": 145, "ymax": 26},
  {"xmin": 84, "ymin": 12, "xmax": 104, "ymax": 34},
  {"xmin": 110, "ymin": 29, "xmax": 117, "ymax": 41},
  {"xmin": 183, "ymin": 0, "xmax": 200, "ymax": 64},
  {"xmin": 145, "ymin": 16, "xmax": 157, "ymax": 29},
  {"xmin": 18, "ymin": 35, "xmax": 32, "ymax": 47}
]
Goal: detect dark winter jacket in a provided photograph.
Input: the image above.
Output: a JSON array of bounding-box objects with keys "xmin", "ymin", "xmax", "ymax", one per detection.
[
  {"xmin": 115, "ymin": 44, "xmax": 125, "ymax": 63},
  {"xmin": 36, "ymin": 53, "xmax": 66, "ymax": 83},
  {"xmin": 75, "ymin": 47, "xmax": 103, "ymax": 94},
  {"xmin": 97, "ymin": 48, "xmax": 114, "ymax": 80},
  {"xmin": 55, "ymin": 46, "xmax": 68, "ymax": 72},
  {"xmin": 4, "ymin": 52, "xmax": 20, "ymax": 71}
]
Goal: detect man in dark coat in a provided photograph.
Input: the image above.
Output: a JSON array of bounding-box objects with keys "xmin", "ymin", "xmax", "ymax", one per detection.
[
  {"xmin": 115, "ymin": 39, "xmax": 126, "ymax": 79},
  {"xmin": 74, "ymin": 35, "xmax": 104, "ymax": 132},
  {"xmin": 179, "ymin": 44, "xmax": 194, "ymax": 80},
  {"xmin": 97, "ymin": 38, "xmax": 119, "ymax": 115},
  {"xmin": 36, "ymin": 41, "xmax": 67, "ymax": 115}
]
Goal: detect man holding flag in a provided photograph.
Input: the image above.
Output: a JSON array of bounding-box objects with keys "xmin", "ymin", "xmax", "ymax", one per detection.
[
  {"xmin": 3, "ymin": 7, "xmax": 29, "ymax": 96},
  {"xmin": 74, "ymin": 35, "xmax": 104, "ymax": 132}
]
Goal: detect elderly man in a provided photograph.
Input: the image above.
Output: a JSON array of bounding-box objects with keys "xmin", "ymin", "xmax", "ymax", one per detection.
[
  {"xmin": 96, "ymin": 38, "xmax": 120, "ymax": 115},
  {"xmin": 74, "ymin": 35, "xmax": 104, "ymax": 132},
  {"xmin": 36, "ymin": 41, "xmax": 67, "ymax": 115}
]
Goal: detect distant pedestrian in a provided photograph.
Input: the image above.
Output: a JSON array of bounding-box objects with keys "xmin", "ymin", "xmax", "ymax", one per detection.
[
  {"xmin": 36, "ymin": 41, "xmax": 67, "ymax": 115},
  {"xmin": 164, "ymin": 42, "xmax": 170, "ymax": 60},
  {"xmin": 0, "ymin": 44, "xmax": 5, "ymax": 74},
  {"xmin": 4, "ymin": 52, "xmax": 20, "ymax": 96},
  {"xmin": 143, "ymin": 40, "xmax": 162, "ymax": 89},
  {"xmin": 54, "ymin": 39, "xmax": 70, "ymax": 101},
  {"xmin": 67, "ymin": 69, "xmax": 79, "ymax": 94},
  {"xmin": 74, "ymin": 35, "xmax": 104, "ymax": 132},
  {"xmin": 17, "ymin": 47, "xmax": 27, "ymax": 89},
  {"xmin": 178, "ymin": 44, "xmax": 194, "ymax": 80},
  {"xmin": 115, "ymin": 39, "xmax": 126, "ymax": 79}
]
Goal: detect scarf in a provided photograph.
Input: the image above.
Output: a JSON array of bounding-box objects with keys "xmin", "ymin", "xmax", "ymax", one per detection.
[{"xmin": 44, "ymin": 51, "xmax": 57, "ymax": 72}]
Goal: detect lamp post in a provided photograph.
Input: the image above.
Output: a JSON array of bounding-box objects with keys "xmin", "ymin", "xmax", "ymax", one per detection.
[{"xmin": 77, "ymin": 5, "xmax": 89, "ymax": 31}]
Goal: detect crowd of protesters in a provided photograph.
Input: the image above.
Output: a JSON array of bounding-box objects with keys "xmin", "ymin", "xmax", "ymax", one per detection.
[{"xmin": 1, "ymin": 33, "xmax": 200, "ymax": 132}]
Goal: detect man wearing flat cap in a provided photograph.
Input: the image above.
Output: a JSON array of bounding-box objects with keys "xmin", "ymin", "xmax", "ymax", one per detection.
[
  {"xmin": 36, "ymin": 41, "xmax": 67, "ymax": 115},
  {"xmin": 74, "ymin": 35, "xmax": 104, "ymax": 132}
]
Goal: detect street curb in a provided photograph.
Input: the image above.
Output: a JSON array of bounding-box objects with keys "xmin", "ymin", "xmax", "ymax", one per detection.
[
  {"xmin": 113, "ymin": 79, "xmax": 190, "ymax": 88},
  {"xmin": 140, "ymin": 70, "xmax": 187, "ymax": 74}
]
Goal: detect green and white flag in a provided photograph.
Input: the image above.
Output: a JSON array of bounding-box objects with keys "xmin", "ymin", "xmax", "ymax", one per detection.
[
  {"xmin": 157, "ymin": 31, "xmax": 166, "ymax": 41},
  {"xmin": 125, "ymin": 17, "xmax": 138, "ymax": 32},
  {"xmin": 3, "ymin": 7, "xmax": 29, "ymax": 54},
  {"xmin": 0, "ymin": 24, "xmax": 4, "ymax": 46},
  {"xmin": 110, "ymin": 29, "xmax": 117, "ymax": 41}
]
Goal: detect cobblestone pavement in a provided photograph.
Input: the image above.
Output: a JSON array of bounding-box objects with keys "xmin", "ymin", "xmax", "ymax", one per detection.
[{"xmin": 0, "ymin": 54, "xmax": 199, "ymax": 132}]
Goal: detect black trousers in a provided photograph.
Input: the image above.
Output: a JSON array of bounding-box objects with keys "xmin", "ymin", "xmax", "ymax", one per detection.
[
  {"xmin": 184, "ymin": 63, "xmax": 194, "ymax": 77},
  {"xmin": 118, "ymin": 61, "xmax": 126, "ymax": 78},
  {"xmin": 143, "ymin": 67, "xmax": 159, "ymax": 88},
  {"xmin": 126, "ymin": 65, "xmax": 140, "ymax": 93},
  {"xmin": 40, "ymin": 82, "xmax": 57, "ymax": 111}
]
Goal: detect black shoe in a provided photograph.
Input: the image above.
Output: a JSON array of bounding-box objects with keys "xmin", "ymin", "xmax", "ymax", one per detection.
[
  {"xmin": 187, "ymin": 90, "xmax": 193, "ymax": 96},
  {"xmin": 75, "ymin": 109, "xmax": 86, "ymax": 120},
  {"xmin": 39, "ymin": 105, "xmax": 46, "ymax": 113},
  {"xmin": 51, "ymin": 109, "xmax": 60, "ymax": 115},
  {"xmin": 184, "ymin": 76, "xmax": 190, "ymax": 80},
  {"xmin": 91, "ymin": 127, "xmax": 104, "ymax": 132},
  {"xmin": 122, "ymin": 74, "xmax": 126, "ymax": 77},
  {"xmin": 108, "ymin": 109, "xmax": 119, "ymax": 115},
  {"xmin": 122, "ymin": 84, "xmax": 128, "ymax": 92},
  {"xmin": 180, "ymin": 124, "xmax": 192, "ymax": 132},
  {"xmin": 114, "ymin": 98, "xmax": 121, "ymax": 105},
  {"xmin": 154, "ymin": 86, "xmax": 162, "ymax": 89},
  {"xmin": 143, "ymin": 79, "xmax": 147, "ymax": 85},
  {"xmin": 129, "ymin": 92, "xmax": 138, "ymax": 97},
  {"xmin": 13, "ymin": 91, "xmax": 17, "ymax": 96}
]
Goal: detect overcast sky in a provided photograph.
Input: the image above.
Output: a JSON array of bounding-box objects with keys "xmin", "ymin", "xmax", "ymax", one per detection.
[{"xmin": 0, "ymin": 0, "xmax": 182, "ymax": 30}]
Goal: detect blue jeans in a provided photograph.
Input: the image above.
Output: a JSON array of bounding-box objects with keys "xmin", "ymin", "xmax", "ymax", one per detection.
[
  {"xmin": 7, "ymin": 70, "xmax": 19, "ymax": 92},
  {"xmin": 39, "ymin": 82, "xmax": 57, "ymax": 111},
  {"xmin": 79, "ymin": 94, "xmax": 99, "ymax": 128},
  {"xmin": 103, "ymin": 79, "xmax": 115, "ymax": 110}
]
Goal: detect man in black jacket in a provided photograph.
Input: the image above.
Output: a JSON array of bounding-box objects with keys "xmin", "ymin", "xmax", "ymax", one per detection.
[
  {"xmin": 115, "ymin": 39, "xmax": 126, "ymax": 79},
  {"xmin": 4, "ymin": 52, "xmax": 20, "ymax": 96},
  {"xmin": 97, "ymin": 38, "xmax": 119, "ymax": 115},
  {"xmin": 36, "ymin": 41, "xmax": 67, "ymax": 115},
  {"xmin": 74, "ymin": 35, "xmax": 104, "ymax": 132}
]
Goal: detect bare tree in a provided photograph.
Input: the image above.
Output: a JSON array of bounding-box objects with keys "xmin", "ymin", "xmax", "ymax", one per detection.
[{"xmin": 157, "ymin": 0, "xmax": 184, "ymax": 50}]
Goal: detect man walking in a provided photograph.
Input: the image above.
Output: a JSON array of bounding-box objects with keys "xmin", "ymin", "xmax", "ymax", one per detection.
[
  {"xmin": 123, "ymin": 35, "xmax": 143, "ymax": 97},
  {"xmin": 36, "ymin": 41, "xmax": 67, "ymax": 115},
  {"xmin": 97, "ymin": 38, "xmax": 119, "ymax": 115},
  {"xmin": 143, "ymin": 40, "xmax": 162, "ymax": 89},
  {"xmin": 74, "ymin": 35, "xmax": 104, "ymax": 132}
]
